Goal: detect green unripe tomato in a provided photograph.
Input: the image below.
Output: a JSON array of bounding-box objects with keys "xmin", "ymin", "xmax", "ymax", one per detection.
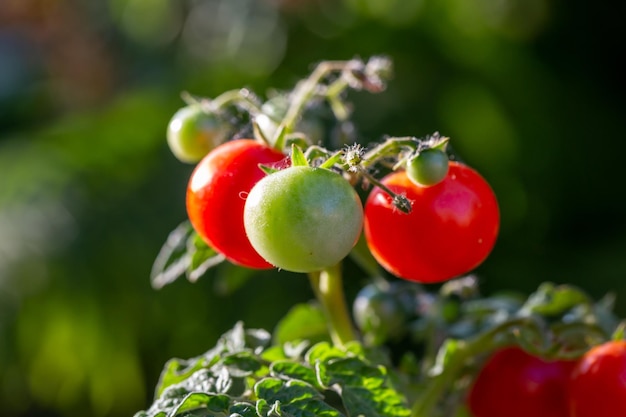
[
  {"xmin": 167, "ymin": 105, "xmax": 232, "ymax": 163},
  {"xmin": 353, "ymin": 284, "xmax": 408, "ymax": 346},
  {"xmin": 243, "ymin": 166, "xmax": 363, "ymax": 273},
  {"xmin": 406, "ymin": 148, "xmax": 449, "ymax": 187}
]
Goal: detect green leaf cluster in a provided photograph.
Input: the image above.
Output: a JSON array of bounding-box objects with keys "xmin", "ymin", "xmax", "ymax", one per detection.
[{"xmin": 135, "ymin": 322, "xmax": 411, "ymax": 417}]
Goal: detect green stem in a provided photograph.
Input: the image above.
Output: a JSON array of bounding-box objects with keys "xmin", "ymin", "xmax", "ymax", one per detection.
[
  {"xmin": 274, "ymin": 61, "xmax": 354, "ymax": 150},
  {"xmin": 411, "ymin": 316, "xmax": 542, "ymax": 417},
  {"xmin": 308, "ymin": 263, "xmax": 357, "ymax": 347},
  {"xmin": 361, "ymin": 137, "xmax": 418, "ymax": 169},
  {"xmin": 207, "ymin": 88, "xmax": 262, "ymax": 113}
]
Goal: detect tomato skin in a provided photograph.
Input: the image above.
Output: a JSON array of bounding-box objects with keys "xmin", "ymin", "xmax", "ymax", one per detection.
[
  {"xmin": 363, "ymin": 162, "xmax": 499, "ymax": 283},
  {"xmin": 243, "ymin": 166, "xmax": 363, "ymax": 273},
  {"xmin": 167, "ymin": 105, "xmax": 232, "ymax": 163},
  {"xmin": 468, "ymin": 347, "xmax": 576, "ymax": 417},
  {"xmin": 568, "ymin": 340, "xmax": 626, "ymax": 417},
  {"xmin": 186, "ymin": 139, "xmax": 287, "ymax": 269}
]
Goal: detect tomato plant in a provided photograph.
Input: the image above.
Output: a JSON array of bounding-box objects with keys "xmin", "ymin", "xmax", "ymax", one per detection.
[
  {"xmin": 363, "ymin": 162, "xmax": 500, "ymax": 283},
  {"xmin": 467, "ymin": 347, "xmax": 576, "ymax": 417},
  {"xmin": 166, "ymin": 105, "xmax": 233, "ymax": 163},
  {"xmin": 243, "ymin": 165, "xmax": 363, "ymax": 273},
  {"xmin": 568, "ymin": 340, "xmax": 626, "ymax": 417},
  {"xmin": 144, "ymin": 57, "xmax": 624, "ymax": 417},
  {"xmin": 186, "ymin": 139, "xmax": 287, "ymax": 269}
]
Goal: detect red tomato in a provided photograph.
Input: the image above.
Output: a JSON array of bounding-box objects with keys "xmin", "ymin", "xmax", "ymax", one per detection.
[
  {"xmin": 568, "ymin": 340, "xmax": 626, "ymax": 417},
  {"xmin": 468, "ymin": 347, "xmax": 576, "ymax": 417},
  {"xmin": 363, "ymin": 162, "xmax": 499, "ymax": 283},
  {"xmin": 186, "ymin": 139, "xmax": 287, "ymax": 269}
]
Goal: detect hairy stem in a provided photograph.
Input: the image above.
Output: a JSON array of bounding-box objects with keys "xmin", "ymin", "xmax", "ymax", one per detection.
[{"xmin": 308, "ymin": 263, "xmax": 357, "ymax": 347}]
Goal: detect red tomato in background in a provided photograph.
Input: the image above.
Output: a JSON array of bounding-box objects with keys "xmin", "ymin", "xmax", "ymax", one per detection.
[
  {"xmin": 568, "ymin": 340, "xmax": 626, "ymax": 417},
  {"xmin": 186, "ymin": 139, "xmax": 287, "ymax": 269},
  {"xmin": 468, "ymin": 347, "xmax": 576, "ymax": 417},
  {"xmin": 363, "ymin": 162, "xmax": 499, "ymax": 283}
]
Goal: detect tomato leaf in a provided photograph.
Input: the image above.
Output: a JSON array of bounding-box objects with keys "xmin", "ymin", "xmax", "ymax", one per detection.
[
  {"xmin": 320, "ymin": 357, "xmax": 411, "ymax": 417},
  {"xmin": 273, "ymin": 303, "xmax": 330, "ymax": 345},
  {"xmin": 136, "ymin": 322, "xmax": 407, "ymax": 417},
  {"xmin": 151, "ymin": 221, "xmax": 225, "ymax": 289},
  {"xmin": 171, "ymin": 392, "xmax": 230, "ymax": 415},
  {"xmin": 520, "ymin": 283, "xmax": 591, "ymax": 317},
  {"xmin": 254, "ymin": 378, "xmax": 343, "ymax": 417}
]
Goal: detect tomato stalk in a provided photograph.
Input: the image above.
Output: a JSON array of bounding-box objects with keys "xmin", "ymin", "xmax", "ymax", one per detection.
[
  {"xmin": 308, "ymin": 263, "xmax": 357, "ymax": 347},
  {"xmin": 182, "ymin": 88, "xmax": 263, "ymax": 114},
  {"xmin": 274, "ymin": 57, "xmax": 392, "ymax": 150}
]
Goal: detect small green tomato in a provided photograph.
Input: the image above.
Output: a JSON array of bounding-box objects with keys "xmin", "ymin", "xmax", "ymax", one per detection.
[
  {"xmin": 166, "ymin": 105, "xmax": 232, "ymax": 163},
  {"xmin": 406, "ymin": 148, "xmax": 449, "ymax": 187},
  {"xmin": 243, "ymin": 166, "xmax": 363, "ymax": 273}
]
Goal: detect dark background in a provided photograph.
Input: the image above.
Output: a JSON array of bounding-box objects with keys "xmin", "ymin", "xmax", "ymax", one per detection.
[{"xmin": 1, "ymin": 0, "xmax": 625, "ymax": 416}]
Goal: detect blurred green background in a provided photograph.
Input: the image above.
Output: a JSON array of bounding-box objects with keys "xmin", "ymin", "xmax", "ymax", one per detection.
[{"xmin": 1, "ymin": 0, "xmax": 624, "ymax": 415}]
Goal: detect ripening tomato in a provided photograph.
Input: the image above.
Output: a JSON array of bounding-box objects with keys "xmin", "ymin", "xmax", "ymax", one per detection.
[
  {"xmin": 243, "ymin": 166, "xmax": 363, "ymax": 273},
  {"xmin": 568, "ymin": 340, "xmax": 626, "ymax": 417},
  {"xmin": 363, "ymin": 162, "xmax": 499, "ymax": 283},
  {"xmin": 167, "ymin": 105, "xmax": 232, "ymax": 163},
  {"xmin": 468, "ymin": 347, "xmax": 577, "ymax": 417},
  {"xmin": 186, "ymin": 139, "xmax": 287, "ymax": 269}
]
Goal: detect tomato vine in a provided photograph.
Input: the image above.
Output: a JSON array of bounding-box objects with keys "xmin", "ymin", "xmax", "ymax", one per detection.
[{"xmin": 142, "ymin": 57, "xmax": 626, "ymax": 417}]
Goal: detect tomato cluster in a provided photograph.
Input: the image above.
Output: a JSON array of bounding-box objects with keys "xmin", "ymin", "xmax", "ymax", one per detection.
[
  {"xmin": 468, "ymin": 341, "xmax": 626, "ymax": 417},
  {"xmin": 181, "ymin": 127, "xmax": 501, "ymax": 280}
]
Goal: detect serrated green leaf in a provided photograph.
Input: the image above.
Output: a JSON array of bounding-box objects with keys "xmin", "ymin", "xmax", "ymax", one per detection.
[
  {"xmin": 155, "ymin": 357, "xmax": 207, "ymax": 398},
  {"xmin": 188, "ymin": 234, "xmax": 226, "ymax": 283},
  {"xmin": 255, "ymin": 378, "xmax": 343, "ymax": 417},
  {"xmin": 172, "ymin": 392, "xmax": 230, "ymax": 415},
  {"xmin": 256, "ymin": 398, "xmax": 271, "ymax": 416},
  {"xmin": 305, "ymin": 342, "xmax": 350, "ymax": 365},
  {"xmin": 151, "ymin": 221, "xmax": 226, "ymax": 289},
  {"xmin": 320, "ymin": 357, "xmax": 411, "ymax": 417},
  {"xmin": 223, "ymin": 352, "xmax": 265, "ymax": 376},
  {"xmin": 151, "ymin": 221, "xmax": 194, "ymax": 289},
  {"xmin": 274, "ymin": 303, "xmax": 329, "ymax": 345},
  {"xmin": 229, "ymin": 402, "xmax": 257, "ymax": 417},
  {"xmin": 521, "ymin": 283, "xmax": 591, "ymax": 316},
  {"xmin": 270, "ymin": 361, "xmax": 318, "ymax": 387},
  {"xmin": 322, "ymin": 357, "xmax": 386, "ymax": 388},
  {"xmin": 340, "ymin": 386, "xmax": 410, "ymax": 417}
]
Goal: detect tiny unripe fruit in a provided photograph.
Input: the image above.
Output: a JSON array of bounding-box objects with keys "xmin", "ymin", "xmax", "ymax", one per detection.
[
  {"xmin": 167, "ymin": 105, "xmax": 231, "ymax": 163},
  {"xmin": 406, "ymin": 149, "xmax": 449, "ymax": 187}
]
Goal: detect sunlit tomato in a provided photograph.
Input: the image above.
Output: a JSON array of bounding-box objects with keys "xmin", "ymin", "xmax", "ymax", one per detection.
[
  {"xmin": 167, "ymin": 105, "xmax": 232, "ymax": 163},
  {"xmin": 363, "ymin": 162, "xmax": 499, "ymax": 283},
  {"xmin": 186, "ymin": 139, "xmax": 287, "ymax": 269},
  {"xmin": 468, "ymin": 347, "xmax": 577, "ymax": 417},
  {"xmin": 568, "ymin": 340, "xmax": 626, "ymax": 417},
  {"xmin": 243, "ymin": 166, "xmax": 363, "ymax": 273}
]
